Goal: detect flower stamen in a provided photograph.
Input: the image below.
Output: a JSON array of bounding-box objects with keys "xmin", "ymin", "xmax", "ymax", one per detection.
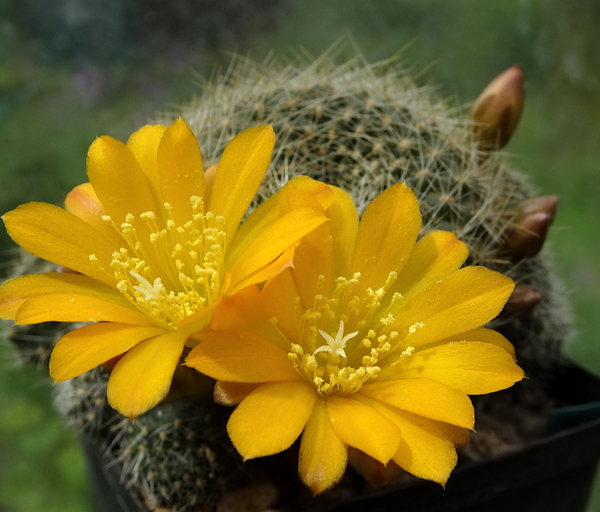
[{"xmin": 107, "ymin": 196, "xmax": 228, "ymax": 330}]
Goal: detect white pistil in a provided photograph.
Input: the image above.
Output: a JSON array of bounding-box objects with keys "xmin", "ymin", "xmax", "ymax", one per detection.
[
  {"xmin": 130, "ymin": 271, "xmax": 164, "ymax": 301},
  {"xmin": 314, "ymin": 320, "xmax": 359, "ymax": 358}
]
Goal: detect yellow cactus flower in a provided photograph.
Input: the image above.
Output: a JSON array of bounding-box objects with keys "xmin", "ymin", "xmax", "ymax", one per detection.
[
  {"xmin": 0, "ymin": 119, "xmax": 327, "ymax": 419},
  {"xmin": 186, "ymin": 179, "xmax": 525, "ymax": 493}
]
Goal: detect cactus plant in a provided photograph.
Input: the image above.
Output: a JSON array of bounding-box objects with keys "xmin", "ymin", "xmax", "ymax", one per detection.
[{"xmin": 5, "ymin": 49, "xmax": 573, "ymax": 511}]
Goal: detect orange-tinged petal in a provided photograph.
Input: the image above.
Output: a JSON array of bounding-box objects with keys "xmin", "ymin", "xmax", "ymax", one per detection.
[
  {"xmin": 360, "ymin": 378, "xmax": 474, "ymax": 429},
  {"xmin": 351, "ymin": 183, "xmax": 421, "ymax": 287},
  {"xmin": 210, "ymin": 284, "xmax": 262, "ymax": 330},
  {"xmin": 64, "ymin": 182, "xmax": 104, "ymax": 223},
  {"xmin": 290, "ymin": 221, "xmax": 334, "ymax": 309},
  {"xmin": 0, "ymin": 272, "xmax": 121, "ymax": 320},
  {"xmin": 203, "ymin": 163, "xmax": 217, "ymax": 202},
  {"xmin": 227, "ymin": 381, "xmax": 317, "ymax": 459},
  {"xmin": 325, "ymin": 396, "xmax": 400, "ymax": 464},
  {"xmin": 439, "ymin": 327, "xmax": 516, "ymax": 360},
  {"xmin": 50, "ymin": 323, "xmax": 165, "ymax": 382},
  {"xmin": 214, "ymin": 381, "xmax": 260, "ymax": 406},
  {"xmin": 392, "ymin": 230, "xmax": 469, "ymax": 306},
  {"xmin": 299, "ymin": 399, "xmax": 348, "ymax": 494},
  {"xmin": 15, "ymin": 293, "xmax": 151, "ymax": 325},
  {"xmin": 394, "ymin": 266, "xmax": 515, "ymax": 348},
  {"xmin": 126, "ymin": 124, "xmax": 167, "ymax": 203},
  {"xmin": 392, "ymin": 342, "xmax": 525, "ymax": 394},
  {"xmin": 107, "ymin": 330, "xmax": 189, "ymax": 419},
  {"xmin": 87, "ymin": 135, "xmax": 159, "ymax": 225},
  {"xmin": 207, "ymin": 125, "xmax": 275, "ymax": 241},
  {"xmin": 209, "ymin": 285, "xmax": 288, "ymax": 350},
  {"xmin": 64, "ymin": 183, "xmax": 124, "ymax": 248},
  {"xmin": 3, "ymin": 203, "xmax": 116, "ymax": 286},
  {"xmin": 157, "ymin": 119, "xmax": 205, "ymax": 226},
  {"xmin": 227, "ymin": 207, "xmax": 327, "ymax": 293},
  {"xmin": 260, "ymin": 269, "xmax": 304, "ymax": 346},
  {"xmin": 186, "ymin": 330, "xmax": 300, "ymax": 383},
  {"xmin": 374, "ymin": 403, "xmax": 459, "ymax": 485}
]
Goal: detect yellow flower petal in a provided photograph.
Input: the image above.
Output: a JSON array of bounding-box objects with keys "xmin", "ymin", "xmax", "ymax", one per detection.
[
  {"xmin": 86, "ymin": 134, "xmax": 159, "ymax": 225},
  {"xmin": 299, "ymin": 399, "xmax": 348, "ymax": 494},
  {"xmin": 3, "ymin": 203, "xmax": 116, "ymax": 286},
  {"xmin": 186, "ymin": 330, "xmax": 301, "ymax": 383},
  {"xmin": 207, "ymin": 125, "xmax": 275, "ymax": 241},
  {"xmin": 232, "ymin": 245, "xmax": 298, "ymax": 296},
  {"xmin": 203, "ymin": 163, "xmax": 217, "ymax": 202},
  {"xmin": 157, "ymin": 119, "xmax": 206, "ymax": 226},
  {"xmin": 64, "ymin": 182, "xmax": 124, "ymax": 248},
  {"xmin": 374, "ymin": 403, "xmax": 459, "ymax": 486},
  {"xmin": 107, "ymin": 330, "xmax": 189, "ymax": 419},
  {"xmin": 360, "ymin": 378, "xmax": 474, "ymax": 429},
  {"xmin": 214, "ymin": 381, "xmax": 260, "ymax": 406},
  {"xmin": 444, "ymin": 424, "xmax": 471, "ymax": 447},
  {"xmin": 439, "ymin": 327, "xmax": 516, "ymax": 360},
  {"xmin": 325, "ymin": 396, "xmax": 400, "ymax": 464},
  {"xmin": 126, "ymin": 124, "xmax": 167, "ymax": 202},
  {"xmin": 279, "ymin": 175, "xmax": 336, "ymax": 211},
  {"xmin": 394, "ymin": 341, "xmax": 525, "ymax": 394},
  {"xmin": 290, "ymin": 222, "xmax": 334, "ymax": 309},
  {"xmin": 209, "ymin": 285, "xmax": 289, "ymax": 350},
  {"xmin": 50, "ymin": 323, "xmax": 165, "ymax": 383},
  {"xmin": 351, "ymin": 183, "xmax": 421, "ymax": 287},
  {"xmin": 0, "ymin": 272, "xmax": 121, "ymax": 320},
  {"xmin": 289, "ymin": 186, "xmax": 358, "ymax": 308},
  {"xmin": 395, "ymin": 266, "xmax": 515, "ymax": 348},
  {"xmin": 259, "ymin": 269, "xmax": 304, "ymax": 346},
  {"xmin": 15, "ymin": 293, "xmax": 151, "ymax": 325},
  {"xmin": 227, "ymin": 176, "xmax": 332, "ymax": 267},
  {"xmin": 227, "ymin": 381, "xmax": 317, "ymax": 459},
  {"xmin": 392, "ymin": 230, "xmax": 469, "ymax": 306},
  {"xmin": 326, "ymin": 185, "xmax": 359, "ymax": 279},
  {"xmin": 227, "ymin": 207, "xmax": 327, "ymax": 294}
]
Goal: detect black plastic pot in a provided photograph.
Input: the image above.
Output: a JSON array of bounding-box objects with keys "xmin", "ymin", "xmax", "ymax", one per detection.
[{"xmin": 83, "ymin": 362, "xmax": 600, "ymax": 512}]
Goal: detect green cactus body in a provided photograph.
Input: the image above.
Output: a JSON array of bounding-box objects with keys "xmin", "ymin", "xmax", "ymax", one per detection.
[{"xmin": 54, "ymin": 368, "xmax": 242, "ymax": 511}]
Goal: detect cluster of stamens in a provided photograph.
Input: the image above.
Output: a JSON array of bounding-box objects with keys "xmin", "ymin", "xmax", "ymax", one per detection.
[
  {"xmin": 287, "ymin": 271, "xmax": 414, "ymax": 396},
  {"xmin": 94, "ymin": 197, "xmax": 227, "ymax": 330}
]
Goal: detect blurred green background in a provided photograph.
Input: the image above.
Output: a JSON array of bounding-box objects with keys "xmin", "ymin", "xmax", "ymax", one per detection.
[{"xmin": 0, "ymin": 0, "xmax": 599, "ymax": 511}]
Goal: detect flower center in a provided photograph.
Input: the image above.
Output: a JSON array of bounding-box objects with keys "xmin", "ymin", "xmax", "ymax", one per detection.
[
  {"xmin": 314, "ymin": 320, "xmax": 358, "ymax": 358},
  {"xmin": 99, "ymin": 196, "xmax": 227, "ymax": 330},
  {"xmin": 287, "ymin": 271, "xmax": 412, "ymax": 396}
]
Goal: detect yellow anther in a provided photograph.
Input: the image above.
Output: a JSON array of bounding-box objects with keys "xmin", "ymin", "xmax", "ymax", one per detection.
[{"xmin": 408, "ymin": 322, "xmax": 425, "ymax": 334}]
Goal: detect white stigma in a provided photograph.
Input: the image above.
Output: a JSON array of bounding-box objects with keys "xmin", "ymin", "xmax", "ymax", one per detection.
[
  {"xmin": 130, "ymin": 271, "xmax": 164, "ymax": 301},
  {"xmin": 314, "ymin": 320, "xmax": 359, "ymax": 358}
]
